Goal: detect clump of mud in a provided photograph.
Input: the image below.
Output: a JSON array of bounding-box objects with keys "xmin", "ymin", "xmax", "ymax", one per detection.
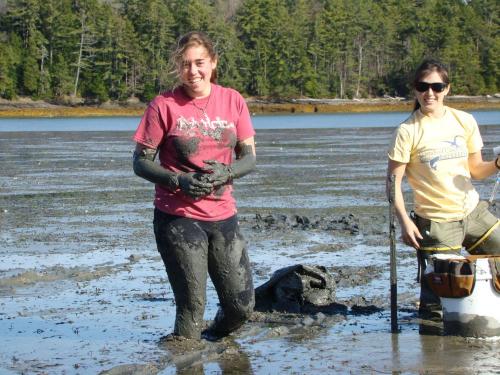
[{"xmin": 246, "ymin": 213, "xmax": 361, "ymax": 234}]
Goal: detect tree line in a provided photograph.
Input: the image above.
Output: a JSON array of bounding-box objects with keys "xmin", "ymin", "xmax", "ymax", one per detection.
[{"xmin": 0, "ymin": 0, "xmax": 498, "ymax": 103}]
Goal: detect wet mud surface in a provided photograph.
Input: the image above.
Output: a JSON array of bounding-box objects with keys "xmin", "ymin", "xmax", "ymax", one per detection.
[{"xmin": 1, "ymin": 125, "xmax": 500, "ymax": 374}]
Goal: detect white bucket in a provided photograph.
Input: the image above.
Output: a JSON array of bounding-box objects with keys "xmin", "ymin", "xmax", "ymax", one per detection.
[{"xmin": 439, "ymin": 258, "xmax": 500, "ymax": 337}]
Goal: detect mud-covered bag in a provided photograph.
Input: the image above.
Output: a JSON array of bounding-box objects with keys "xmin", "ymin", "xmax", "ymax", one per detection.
[
  {"xmin": 425, "ymin": 257, "xmax": 476, "ymax": 298},
  {"xmin": 254, "ymin": 264, "xmax": 336, "ymax": 313}
]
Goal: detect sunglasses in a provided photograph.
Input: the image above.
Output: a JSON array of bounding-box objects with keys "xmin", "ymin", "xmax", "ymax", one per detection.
[{"xmin": 415, "ymin": 82, "xmax": 448, "ymax": 93}]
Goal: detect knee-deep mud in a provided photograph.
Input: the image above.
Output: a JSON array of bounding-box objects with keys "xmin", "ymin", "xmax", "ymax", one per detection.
[{"xmin": 1, "ymin": 126, "xmax": 500, "ymax": 374}]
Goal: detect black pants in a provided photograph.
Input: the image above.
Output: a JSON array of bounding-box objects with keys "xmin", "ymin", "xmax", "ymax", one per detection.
[{"xmin": 153, "ymin": 208, "xmax": 254, "ymax": 339}]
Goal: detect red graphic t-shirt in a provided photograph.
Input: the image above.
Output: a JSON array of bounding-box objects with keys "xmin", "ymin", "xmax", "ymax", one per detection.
[{"xmin": 133, "ymin": 84, "xmax": 255, "ymax": 221}]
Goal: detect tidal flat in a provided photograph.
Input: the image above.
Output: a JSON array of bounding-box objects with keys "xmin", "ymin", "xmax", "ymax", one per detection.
[{"xmin": 1, "ymin": 126, "xmax": 500, "ymax": 374}]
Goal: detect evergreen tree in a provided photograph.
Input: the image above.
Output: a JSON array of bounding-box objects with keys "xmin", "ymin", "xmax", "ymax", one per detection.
[
  {"xmin": 124, "ymin": 0, "xmax": 176, "ymax": 99},
  {"xmin": 0, "ymin": 0, "xmax": 497, "ymax": 101},
  {"xmin": 51, "ymin": 54, "xmax": 74, "ymax": 98},
  {"xmin": 469, "ymin": 0, "xmax": 499, "ymax": 93},
  {"xmin": 0, "ymin": 33, "xmax": 22, "ymax": 99},
  {"xmin": 279, "ymin": 0, "xmax": 317, "ymax": 97},
  {"xmin": 237, "ymin": 0, "xmax": 293, "ymax": 96},
  {"xmin": 71, "ymin": 0, "xmax": 100, "ymax": 97}
]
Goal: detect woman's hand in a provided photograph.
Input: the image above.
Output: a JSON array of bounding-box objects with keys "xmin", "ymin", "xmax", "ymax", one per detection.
[
  {"xmin": 400, "ymin": 217, "xmax": 423, "ymax": 249},
  {"xmin": 178, "ymin": 172, "xmax": 214, "ymax": 199},
  {"xmin": 202, "ymin": 160, "xmax": 233, "ymax": 187}
]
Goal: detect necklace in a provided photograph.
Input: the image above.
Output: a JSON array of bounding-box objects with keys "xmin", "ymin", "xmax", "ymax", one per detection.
[{"xmin": 190, "ymin": 89, "xmax": 212, "ymax": 117}]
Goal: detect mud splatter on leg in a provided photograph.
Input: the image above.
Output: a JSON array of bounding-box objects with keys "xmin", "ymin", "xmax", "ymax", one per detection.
[
  {"xmin": 154, "ymin": 210, "xmax": 209, "ymax": 339},
  {"xmin": 205, "ymin": 216, "xmax": 255, "ymax": 338}
]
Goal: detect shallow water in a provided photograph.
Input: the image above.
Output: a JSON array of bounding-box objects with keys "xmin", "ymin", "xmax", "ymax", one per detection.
[
  {"xmin": 0, "ymin": 109, "xmax": 499, "ymax": 131},
  {"xmin": 1, "ymin": 125, "xmax": 500, "ymax": 374}
]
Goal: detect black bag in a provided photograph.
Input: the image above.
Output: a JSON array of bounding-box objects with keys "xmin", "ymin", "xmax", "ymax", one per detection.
[{"xmin": 254, "ymin": 264, "xmax": 336, "ymax": 313}]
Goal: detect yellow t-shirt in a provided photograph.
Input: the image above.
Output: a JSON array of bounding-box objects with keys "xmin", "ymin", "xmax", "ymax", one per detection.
[{"xmin": 388, "ymin": 106, "xmax": 483, "ymax": 222}]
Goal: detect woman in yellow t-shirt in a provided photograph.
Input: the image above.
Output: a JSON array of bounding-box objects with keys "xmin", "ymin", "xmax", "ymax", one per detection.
[{"xmin": 386, "ymin": 59, "xmax": 500, "ymax": 318}]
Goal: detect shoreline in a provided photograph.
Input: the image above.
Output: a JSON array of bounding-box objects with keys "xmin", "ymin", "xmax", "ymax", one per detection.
[{"xmin": 0, "ymin": 96, "xmax": 499, "ymax": 118}]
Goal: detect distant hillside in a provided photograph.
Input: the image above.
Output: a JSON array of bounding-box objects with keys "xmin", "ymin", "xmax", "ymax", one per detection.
[{"xmin": 0, "ymin": 0, "xmax": 498, "ymax": 103}]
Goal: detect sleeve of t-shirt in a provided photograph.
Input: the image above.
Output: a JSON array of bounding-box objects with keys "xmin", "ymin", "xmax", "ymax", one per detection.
[
  {"xmin": 387, "ymin": 125, "xmax": 412, "ymax": 163},
  {"xmin": 133, "ymin": 99, "xmax": 165, "ymax": 149},
  {"xmin": 465, "ymin": 114, "xmax": 483, "ymax": 154},
  {"xmin": 235, "ymin": 92, "xmax": 255, "ymax": 141}
]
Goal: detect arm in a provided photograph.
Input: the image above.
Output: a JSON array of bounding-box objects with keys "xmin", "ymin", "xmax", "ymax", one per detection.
[
  {"xmin": 132, "ymin": 143, "xmax": 213, "ymax": 198},
  {"xmin": 202, "ymin": 137, "xmax": 256, "ymax": 186},
  {"xmin": 231, "ymin": 137, "xmax": 257, "ymax": 178},
  {"xmin": 468, "ymin": 151, "xmax": 498, "ymax": 180},
  {"xmin": 133, "ymin": 144, "xmax": 178, "ymax": 190},
  {"xmin": 386, "ymin": 159, "xmax": 423, "ymax": 249}
]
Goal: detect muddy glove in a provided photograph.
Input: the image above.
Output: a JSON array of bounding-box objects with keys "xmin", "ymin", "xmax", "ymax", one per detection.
[
  {"xmin": 178, "ymin": 172, "xmax": 214, "ymax": 199},
  {"xmin": 202, "ymin": 160, "xmax": 234, "ymax": 187},
  {"xmin": 133, "ymin": 147, "xmax": 179, "ymax": 192}
]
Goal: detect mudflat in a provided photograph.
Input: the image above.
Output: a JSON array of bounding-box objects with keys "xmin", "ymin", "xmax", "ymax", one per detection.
[{"xmin": 1, "ymin": 125, "xmax": 500, "ymax": 374}]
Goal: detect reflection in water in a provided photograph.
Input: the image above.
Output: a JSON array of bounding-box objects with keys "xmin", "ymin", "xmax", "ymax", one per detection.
[
  {"xmin": 416, "ymin": 322, "xmax": 500, "ymax": 373},
  {"xmin": 174, "ymin": 351, "xmax": 253, "ymax": 375},
  {"xmin": 177, "ymin": 364, "xmax": 203, "ymax": 375},
  {"xmin": 159, "ymin": 336, "xmax": 253, "ymax": 375},
  {"xmin": 218, "ymin": 351, "xmax": 253, "ymax": 374},
  {"xmin": 418, "ymin": 319, "xmax": 444, "ymax": 336},
  {"xmin": 390, "ymin": 333, "xmax": 401, "ymax": 372}
]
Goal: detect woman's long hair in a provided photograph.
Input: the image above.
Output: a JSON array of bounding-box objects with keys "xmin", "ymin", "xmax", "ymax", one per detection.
[
  {"xmin": 171, "ymin": 31, "xmax": 218, "ymax": 84},
  {"xmin": 412, "ymin": 59, "xmax": 450, "ymax": 111}
]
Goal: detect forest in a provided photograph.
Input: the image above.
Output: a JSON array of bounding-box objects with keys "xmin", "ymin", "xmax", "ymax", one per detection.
[{"xmin": 0, "ymin": 0, "xmax": 498, "ymax": 103}]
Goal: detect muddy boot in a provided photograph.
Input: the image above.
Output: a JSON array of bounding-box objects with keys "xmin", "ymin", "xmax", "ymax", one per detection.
[
  {"xmin": 201, "ymin": 327, "xmax": 224, "ymax": 342},
  {"xmin": 417, "ymin": 251, "xmax": 443, "ymax": 321},
  {"xmin": 418, "ymin": 302, "xmax": 443, "ymax": 321},
  {"xmin": 418, "ymin": 279, "xmax": 442, "ymax": 321},
  {"xmin": 201, "ymin": 323, "xmax": 232, "ymax": 342},
  {"xmin": 201, "ymin": 305, "xmax": 252, "ymax": 342}
]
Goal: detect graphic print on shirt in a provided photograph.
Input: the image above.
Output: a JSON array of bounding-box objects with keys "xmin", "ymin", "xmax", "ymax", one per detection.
[
  {"xmin": 177, "ymin": 114, "xmax": 236, "ymax": 141},
  {"xmin": 418, "ymin": 135, "xmax": 467, "ymax": 170},
  {"xmin": 172, "ymin": 114, "xmax": 236, "ymax": 163}
]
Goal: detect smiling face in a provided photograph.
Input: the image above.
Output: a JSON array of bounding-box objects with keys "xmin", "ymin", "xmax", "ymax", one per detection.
[
  {"xmin": 178, "ymin": 45, "xmax": 217, "ymax": 99},
  {"xmin": 414, "ymin": 70, "xmax": 450, "ymax": 118}
]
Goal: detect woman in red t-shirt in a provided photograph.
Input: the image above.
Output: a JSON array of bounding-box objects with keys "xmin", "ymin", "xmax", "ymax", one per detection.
[{"xmin": 133, "ymin": 31, "xmax": 256, "ymax": 340}]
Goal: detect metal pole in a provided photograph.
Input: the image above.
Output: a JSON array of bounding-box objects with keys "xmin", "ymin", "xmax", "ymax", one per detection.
[{"xmin": 388, "ymin": 175, "xmax": 399, "ymax": 333}]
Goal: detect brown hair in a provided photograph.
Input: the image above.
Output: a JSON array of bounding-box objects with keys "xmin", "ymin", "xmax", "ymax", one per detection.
[
  {"xmin": 171, "ymin": 31, "xmax": 218, "ymax": 83},
  {"xmin": 412, "ymin": 59, "xmax": 450, "ymax": 111}
]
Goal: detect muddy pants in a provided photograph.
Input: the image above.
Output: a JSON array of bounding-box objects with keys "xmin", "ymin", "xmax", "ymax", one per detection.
[
  {"xmin": 415, "ymin": 201, "xmax": 500, "ymax": 308},
  {"xmin": 153, "ymin": 208, "xmax": 255, "ymax": 339}
]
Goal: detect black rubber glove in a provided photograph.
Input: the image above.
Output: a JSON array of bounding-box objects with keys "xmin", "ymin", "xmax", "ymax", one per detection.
[
  {"xmin": 178, "ymin": 172, "xmax": 214, "ymax": 199},
  {"xmin": 202, "ymin": 160, "xmax": 233, "ymax": 187},
  {"xmin": 133, "ymin": 148, "xmax": 179, "ymax": 191}
]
